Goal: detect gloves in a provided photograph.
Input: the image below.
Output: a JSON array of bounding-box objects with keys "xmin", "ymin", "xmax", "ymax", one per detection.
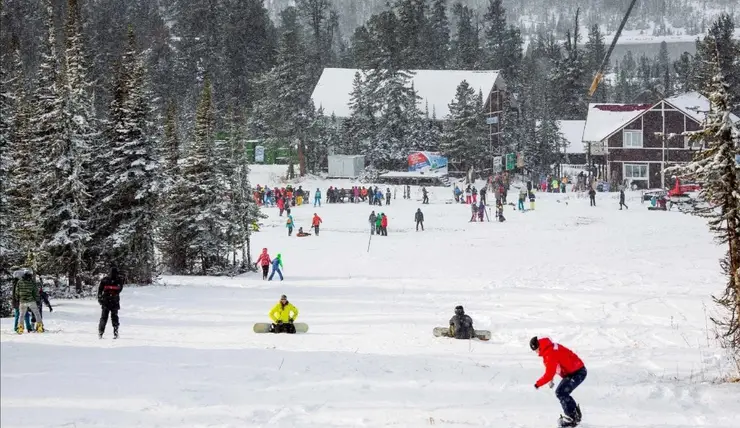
[
  {"xmin": 548, "ymin": 381, "xmax": 555, "ymax": 389},
  {"xmin": 534, "ymin": 384, "xmax": 539, "ymax": 390},
  {"xmin": 288, "ymin": 318, "xmax": 294, "ymax": 323}
]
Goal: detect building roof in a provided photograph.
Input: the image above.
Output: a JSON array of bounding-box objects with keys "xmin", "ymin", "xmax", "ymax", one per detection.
[
  {"xmin": 311, "ymin": 68, "xmax": 501, "ymax": 119},
  {"xmin": 582, "ymin": 103, "xmax": 653, "ymax": 142},
  {"xmin": 664, "ymin": 91, "xmax": 740, "ymax": 123},
  {"xmin": 557, "ymin": 120, "xmax": 587, "ymax": 154}
]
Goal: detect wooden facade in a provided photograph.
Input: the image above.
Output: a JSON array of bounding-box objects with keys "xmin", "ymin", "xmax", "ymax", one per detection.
[
  {"xmin": 600, "ymin": 101, "xmax": 701, "ymax": 189},
  {"xmin": 484, "ymin": 88, "xmax": 503, "ymax": 155}
]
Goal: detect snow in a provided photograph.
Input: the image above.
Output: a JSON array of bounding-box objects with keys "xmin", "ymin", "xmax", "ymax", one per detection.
[
  {"xmin": 582, "ymin": 103, "xmax": 652, "ymax": 143},
  {"xmin": 557, "ymin": 120, "xmax": 586, "ymax": 154},
  {"xmin": 665, "ymin": 92, "xmax": 740, "ymax": 124},
  {"xmin": 311, "ymin": 68, "xmax": 501, "ymax": 119},
  {"xmin": 3, "ymin": 171, "xmax": 740, "ymax": 428}
]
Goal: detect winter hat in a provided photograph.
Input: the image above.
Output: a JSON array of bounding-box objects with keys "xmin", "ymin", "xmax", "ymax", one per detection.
[
  {"xmin": 454, "ymin": 305, "xmax": 464, "ymax": 316},
  {"xmin": 529, "ymin": 336, "xmax": 539, "ymax": 351},
  {"xmin": 280, "ymin": 294, "xmax": 287, "ymax": 301},
  {"xmin": 276, "ymin": 253, "xmax": 281, "ymax": 259}
]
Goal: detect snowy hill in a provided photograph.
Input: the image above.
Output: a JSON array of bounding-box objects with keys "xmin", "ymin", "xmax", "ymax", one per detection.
[{"xmin": 2, "ymin": 173, "xmax": 740, "ymax": 427}]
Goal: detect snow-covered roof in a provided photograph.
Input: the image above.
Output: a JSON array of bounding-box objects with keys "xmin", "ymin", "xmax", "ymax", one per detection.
[
  {"xmin": 379, "ymin": 170, "xmax": 447, "ymax": 178},
  {"xmin": 664, "ymin": 91, "xmax": 740, "ymax": 123},
  {"xmin": 311, "ymin": 68, "xmax": 501, "ymax": 119},
  {"xmin": 557, "ymin": 120, "xmax": 587, "ymax": 154},
  {"xmin": 582, "ymin": 103, "xmax": 652, "ymax": 142}
]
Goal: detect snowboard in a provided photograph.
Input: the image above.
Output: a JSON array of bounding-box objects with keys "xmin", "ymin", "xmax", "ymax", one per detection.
[
  {"xmin": 253, "ymin": 322, "xmax": 309, "ymax": 334},
  {"xmin": 433, "ymin": 326, "xmax": 491, "ymax": 341}
]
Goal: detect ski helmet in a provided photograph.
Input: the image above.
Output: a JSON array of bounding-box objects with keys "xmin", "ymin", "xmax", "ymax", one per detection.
[{"xmin": 529, "ymin": 336, "xmax": 539, "ymax": 351}]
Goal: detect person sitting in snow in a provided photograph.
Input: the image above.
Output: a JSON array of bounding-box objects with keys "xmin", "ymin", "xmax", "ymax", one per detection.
[
  {"xmin": 447, "ymin": 305, "xmax": 474, "ymax": 339},
  {"xmin": 296, "ymin": 227, "xmax": 312, "ymax": 237},
  {"xmin": 269, "ymin": 295, "xmax": 299, "ymax": 334}
]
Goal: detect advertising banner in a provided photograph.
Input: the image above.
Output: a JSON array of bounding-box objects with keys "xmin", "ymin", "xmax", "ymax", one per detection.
[
  {"xmin": 493, "ymin": 156, "xmax": 502, "ymax": 172},
  {"xmin": 516, "ymin": 152, "xmax": 524, "ymax": 168},
  {"xmin": 408, "ymin": 151, "xmax": 449, "ymax": 173},
  {"xmin": 505, "ymin": 153, "xmax": 516, "ymax": 170}
]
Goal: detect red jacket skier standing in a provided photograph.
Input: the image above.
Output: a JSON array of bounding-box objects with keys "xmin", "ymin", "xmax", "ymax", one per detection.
[
  {"xmin": 256, "ymin": 248, "xmax": 271, "ymax": 280},
  {"xmin": 531, "ymin": 336, "xmax": 587, "ymax": 427}
]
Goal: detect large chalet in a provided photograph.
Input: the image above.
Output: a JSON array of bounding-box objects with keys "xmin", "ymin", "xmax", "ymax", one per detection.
[
  {"xmin": 310, "ymin": 68, "xmax": 508, "ymax": 162},
  {"xmin": 582, "ymin": 92, "xmax": 738, "ymax": 189}
]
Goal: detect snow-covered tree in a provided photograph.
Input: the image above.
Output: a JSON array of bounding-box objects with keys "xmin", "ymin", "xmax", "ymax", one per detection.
[
  {"xmin": 33, "ymin": 0, "xmax": 91, "ymax": 291},
  {"xmin": 98, "ymin": 27, "xmax": 159, "ymax": 284},
  {"xmin": 668, "ymin": 14, "xmax": 740, "ymax": 369},
  {"xmin": 426, "ymin": 0, "xmax": 450, "ymax": 69},
  {"xmin": 553, "ymin": 10, "xmax": 587, "ymax": 119},
  {"xmin": 341, "ymin": 71, "xmax": 376, "ymax": 156},
  {"xmin": 441, "ymin": 80, "xmax": 485, "ymax": 171},
  {"xmin": 450, "ymin": 3, "xmax": 480, "ymax": 69}
]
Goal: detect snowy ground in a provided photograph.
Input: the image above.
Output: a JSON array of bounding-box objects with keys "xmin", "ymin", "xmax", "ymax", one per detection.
[{"xmin": 2, "ymin": 167, "xmax": 739, "ymax": 427}]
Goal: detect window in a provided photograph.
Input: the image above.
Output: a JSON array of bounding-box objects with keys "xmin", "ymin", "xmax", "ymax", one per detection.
[
  {"xmin": 624, "ymin": 163, "xmax": 648, "ymax": 180},
  {"xmin": 623, "ymin": 130, "xmax": 643, "ymax": 148},
  {"xmin": 684, "ymin": 135, "xmax": 703, "ymax": 150}
]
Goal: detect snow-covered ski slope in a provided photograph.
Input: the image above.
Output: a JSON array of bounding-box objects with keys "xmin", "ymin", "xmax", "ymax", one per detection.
[{"xmin": 2, "ymin": 166, "xmax": 739, "ymax": 428}]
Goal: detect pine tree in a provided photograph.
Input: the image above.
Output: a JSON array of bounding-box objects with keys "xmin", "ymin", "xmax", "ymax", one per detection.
[
  {"xmin": 158, "ymin": 100, "xmax": 189, "ymax": 274},
  {"xmin": 450, "ymin": 3, "xmax": 480, "ymax": 69},
  {"xmin": 553, "ymin": 10, "xmax": 587, "ymax": 119},
  {"xmin": 441, "ymin": 80, "xmax": 484, "ymax": 172},
  {"xmin": 481, "ymin": 0, "xmax": 522, "ymax": 80},
  {"xmin": 427, "ymin": 0, "xmax": 450, "ymax": 69},
  {"xmin": 0, "ymin": 48, "xmax": 13, "ymax": 269},
  {"xmin": 342, "ymin": 72, "xmax": 376, "ymax": 157},
  {"xmin": 584, "ymin": 24, "xmax": 608, "ymax": 102},
  {"xmin": 395, "ymin": 0, "xmax": 429, "ymax": 69},
  {"xmin": 296, "ymin": 0, "xmax": 339, "ymax": 80},
  {"xmin": 99, "ymin": 28, "xmax": 159, "ymax": 284},
  {"xmin": 177, "ymin": 79, "xmax": 230, "ymax": 274},
  {"xmin": 668, "ymin": 15, "xmax": 740, "ymax": 371},
  {"xmin": 33, "ymin": 0, "xmax": 91, "ymax": 291}
]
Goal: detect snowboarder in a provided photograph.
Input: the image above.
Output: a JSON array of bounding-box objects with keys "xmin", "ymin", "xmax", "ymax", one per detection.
[
  {"xmin": 415, "ymin": 208, "xmax": 424, "ymax": 231},
  {"xmin": 369, "ymin": 211, "xmax": 377, "ymax": 235},
  {"xmin": 98, "ymin": 267, "xmax": 123, "ymax": 339},
  {"xmin": 268, "ymin": 254, "xmax": 284, "ymax": 281},
  {"xmin": 286, "ymin": 214, "xmax": 294, "ymax": 236},
  {"xmin": 422, "ymin": 187, "xmax": 429, "ymax": 204},
  {"xmin": 447, "ymin": 305, "xmax": 474, "ymax": 339},
  {"xmin": 588, "ymin": 187, "xmax": 596, "ymax": 207},
  {"xmin": 13, "ymin": 269, "xmax": 43, "ymax": 333},
  {"xmin": 619, "ymin": 188, "xmax": 628, "ymax": 210},
  {"xmin": 531, "ymin": 336, "xmax": 586, "ymax": 427},
  {"xmin": 269, "ymin": 295, "xmax": 299, "ymax": 334},
  {"xmin": 314, "ymin": 188, "xmax": 322, "ymax": 207},
  {"xmin": 256, "ymin": 248, "xmax": 271, "ymax": 280},
  {"xmin": 312, "ymin": 213, "xmax": 322, "ymax": 236}
]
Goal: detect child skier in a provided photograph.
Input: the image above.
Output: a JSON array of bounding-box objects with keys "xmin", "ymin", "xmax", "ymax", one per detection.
[
  {"xmin": 269, "ymin": 295, "xmax": 299, "ymax": 333},
  {"xmin": 269, "ymin": 254, "xmax": 284, "ymax": 281},
  {"xmin": 286, "ymin": 214, "xmax": 294, "ymax": 236},
  {"xmin": 531, "ymin": 336, "xmax": 586, "ymax": 427},
  {"xmin": 256, "ymin": 248, "xmax": 271, "ymax": 280}
]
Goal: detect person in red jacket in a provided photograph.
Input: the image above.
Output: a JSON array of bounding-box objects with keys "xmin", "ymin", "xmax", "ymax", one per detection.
[
  {"xmin": 311, "ymin": 213, "xmax": 322, "ymax": 236},
  {"xmin": 256, "ymin": 248, "xmax": 271, "ymax": 280},
  {"xmin": 380, "ymin": 213, "xmax": 388, "ymax": 236},
  {"xmin": 531, "ymin": 336, "xmax": 586, "ymax": 427}
]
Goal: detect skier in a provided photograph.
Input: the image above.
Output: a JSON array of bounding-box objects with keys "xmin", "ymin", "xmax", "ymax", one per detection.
[
  {"xmin": 269, "ymin": 295, "xmax": 299, "ymax": 334},
  {"xmin": 314, "ymin": 188, "xmax": 322, "ymax": 207},
  {"xmin": 286, "ymin": 214, "xmax": 294, "ymax": 236},
  {"xmin": 588, "ymin": 187, "xmax": 596, "ymax": 207},
  {"xmin": 256, "ymin": 248, "xmax": 271, "ymax": 280},
  {"xmin": 415, "ymin": 208, "xmax": 424, "ymax": 231},
  {"xmin": 619, "ymin": 188, "xmax": 628, "ymax": 210},
  {"xmin": 13, "ymin": 269, "xmax": 43, "ymax": 333},
  {"xmin": 311, "ymin": 213, "xmax": 322, "ymax": 236},
  {"xmin": 98, "ymin": 267, "xmax": 123, "ymax": 339},
  {"xmin": 422, "ymin": 187, "xmax": 429, "ymax": 204},
  {"xmin": 369, "ymin": 211, "xmax": 377, "ymax": 235},
  {"xmin": 447, "ymin": 305, "xmax": 474, "ymax": 339},
  {"xmin": 269, "ymin": 253, "xmax": 284, "ymax": 281},
  {"xmin": 531, "ymin": 336, "xmax": 586, "ymax": 427}
]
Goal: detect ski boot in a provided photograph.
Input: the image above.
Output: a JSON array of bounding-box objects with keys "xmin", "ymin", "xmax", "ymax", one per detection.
[
  {"xmin": 16, "ymin": 324, "xmax": 24, "ymax": 334},
  {"xmin": 574, "ymin": 405, "xmax": 582, "ymax": 424},
  {"xmin": 558, "ymin": 415, "xmax": 578, "ymax": 428},
  {"xmin": 113, "ymin": 327, "xmax": 119, "ymax": 339},
  {"xmin": 35, "ymin": 322, "xmax": 45, "ymax": 333}
]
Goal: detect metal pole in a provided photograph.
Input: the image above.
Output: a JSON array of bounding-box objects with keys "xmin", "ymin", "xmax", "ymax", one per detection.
[{"xmin": 661, "ymin": 106, "xmax": 666, "ymax": 189}]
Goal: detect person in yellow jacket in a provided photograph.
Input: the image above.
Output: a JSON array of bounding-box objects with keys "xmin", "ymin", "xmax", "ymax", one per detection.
[{"xmin": 269, "ymin": 294, "xmax": 299, "ymax": 334}]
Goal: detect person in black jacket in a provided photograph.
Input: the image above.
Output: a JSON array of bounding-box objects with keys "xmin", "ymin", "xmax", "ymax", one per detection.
[
  {"xmin": 98, "ymin": 267, "xmax": 123, "ymax": 339},
  {"xmin": 415, "ymin": 208, "xmax": 424, "ymax": 231},
  {"xmin": 448, "ymin": 306, "xmax": 474, "ymax": 339}
]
